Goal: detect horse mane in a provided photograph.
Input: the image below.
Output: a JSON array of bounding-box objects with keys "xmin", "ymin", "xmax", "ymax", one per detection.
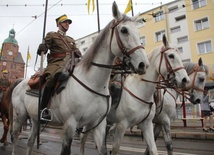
[
  {"xmin": 183, "ymin": 62, "xmax": 209, "ymax": 75},
  {"xmin": 81, "ymin": 14, "xmax": 132, "ymax": 71},
  {"xmin": 147, "ymin": 45, "xmax": 162, "ymax": 62}
]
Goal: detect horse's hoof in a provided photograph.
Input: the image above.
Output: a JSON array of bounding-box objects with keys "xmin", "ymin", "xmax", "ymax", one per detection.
[{"xmin": 4, "ymin": 142, "xmax": 9, "ymax": 146}]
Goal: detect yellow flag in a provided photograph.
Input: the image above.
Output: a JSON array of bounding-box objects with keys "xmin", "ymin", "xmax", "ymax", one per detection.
[
  {"xmin": 124, "ymin": 0, "xmax": 132, "ymax": 14},
  {"xmin": 87, "ymin": 0, "xmax": 95, "ymax": 14},
  {"xmin": 27, "ymin": 48, "xmax": 31, "ymax": 60}
]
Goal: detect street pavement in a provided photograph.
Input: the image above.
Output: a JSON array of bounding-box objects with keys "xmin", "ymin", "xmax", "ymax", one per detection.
[{"xmin": 0, "ymin": 119, "xmax": 214, "ymax": 155}]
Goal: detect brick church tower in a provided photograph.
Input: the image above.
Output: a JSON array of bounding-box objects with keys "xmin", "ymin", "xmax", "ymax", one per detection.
[{"xmin": 0, "ymin": 28, "xmax": 25, "ymax": 82}]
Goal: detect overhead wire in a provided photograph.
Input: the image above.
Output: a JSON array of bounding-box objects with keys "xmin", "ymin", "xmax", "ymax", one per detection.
[{"xmin": 16, "ymin": 0, "xmax": 63, "ymax": 36}]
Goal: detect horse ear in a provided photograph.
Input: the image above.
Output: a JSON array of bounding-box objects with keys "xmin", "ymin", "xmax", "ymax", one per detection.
[
  {"xmin": 112, "ymin": 1, "xmax": 123, "ymax": 21},
  {"xmin": 162, "ymin": 34, "xmax": 169, "ymax": 48},
  {"xmin": 198, "ymin": 57, "xmax": 203, "ymax": 66}
]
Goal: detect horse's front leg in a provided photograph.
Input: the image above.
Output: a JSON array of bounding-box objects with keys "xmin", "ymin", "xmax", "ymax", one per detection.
[
  {"xmin": 144, "ymin": 123, "xmax": 162, "ymax": 155},
  {"xmin": 26, "ymin": 119, "xmax": 39, "ymax": 155},
  {"xmin": 161, "ymin": 120, "xmax": 173, "ymax": 155},
  {"xmin": 93, "ymin": 118, "xmax": 108, "ymax": 155},
  {"xmin": 0, "ymin": 115, "xmax": 9, "ymax": 146},
  {"xmin": 60, "ymin": 118, "xmax": 76, "ymax": 155},
  {"xmin": 140, "ymin": 121, "xmax": 158, "ymax": 155},
  {"xmin": 80, "ymin": 127, "xmax": 89, "ymax": 155},
  {"xmin": 111, "ymin": 121, "xmax": 128, "ymax": 155}
]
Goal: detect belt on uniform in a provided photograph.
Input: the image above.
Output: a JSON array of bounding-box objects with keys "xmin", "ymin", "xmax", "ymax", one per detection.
[{"xmin": 50, "ymin": 52, "xmax": 66, "ymax": 58}]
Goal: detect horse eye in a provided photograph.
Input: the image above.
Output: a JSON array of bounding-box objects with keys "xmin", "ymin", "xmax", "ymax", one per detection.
[
  {"xmin": 199, "ymin": 77, "xmax": 205, "ymax": 82},
  {"xmin": 121, "ymin": 27, "xmax": 128, "ymax": 34},
  {"xmin": 168, "ymin": 54, "xmax": 174, "ymax": 59}
]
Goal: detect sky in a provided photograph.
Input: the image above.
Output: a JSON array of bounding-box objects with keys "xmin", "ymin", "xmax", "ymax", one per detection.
[{"xmin": 0, "ymin": 0, "xmax": 174, "ymax": 78}]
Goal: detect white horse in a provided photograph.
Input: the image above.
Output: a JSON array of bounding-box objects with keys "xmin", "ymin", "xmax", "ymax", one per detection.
[
  {"xmin": 81, "ymin": 35, "xmax": 190, "ymax": 155},
  {"xmin": 8, "ymin": 2, "xmax": 150, "ymax": 155},
  {"xmin": 144, "ymin": 58, "xmax": 208, "ymax": 155}
]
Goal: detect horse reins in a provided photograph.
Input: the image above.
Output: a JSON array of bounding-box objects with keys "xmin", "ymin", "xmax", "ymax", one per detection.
[
  {"xmin": 92, "ymin": 18, "xmax": 145, "ymax": 73},
  {"xmin": 175, "ymin": 64, "xmax": 206, "ymax": 101},
  {"xmin": 125, "ymin": 46, "xmax": 186, "ymax": 119},
  {"xmin": 73, "ymin": 18, "xmax": 144, "ymax": 134}
]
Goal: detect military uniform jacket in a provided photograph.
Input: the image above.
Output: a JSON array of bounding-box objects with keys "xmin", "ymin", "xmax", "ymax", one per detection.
[
  {"xmin": 0, "ymin": 77, "xmax": 10, "ymax": 92},
  {"xmin": 44, "ymin": 30, "xmax": 76, "ymax": 76}
]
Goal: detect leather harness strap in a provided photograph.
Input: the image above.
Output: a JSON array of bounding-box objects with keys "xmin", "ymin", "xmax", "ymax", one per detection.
[{"xmin": 50, "ymin": 52, "xmax": 66, "ymax": 58}]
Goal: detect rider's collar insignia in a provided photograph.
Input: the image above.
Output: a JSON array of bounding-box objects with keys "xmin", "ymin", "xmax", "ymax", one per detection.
[{"xmin": 58, "ymin": 30, "xmax": 66, "ymax": 36}]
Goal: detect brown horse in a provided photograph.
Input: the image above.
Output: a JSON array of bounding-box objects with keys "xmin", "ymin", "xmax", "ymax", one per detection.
[
  {"xmin": 0, "ymin": 87, "xmax": 11, "ymax": 145},
  {"xmin": 0, "ymin": 78, "xmax": 23, "ymax": 145}
]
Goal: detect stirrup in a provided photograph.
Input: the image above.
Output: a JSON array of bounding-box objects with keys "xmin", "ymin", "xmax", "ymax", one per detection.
[{"xmin": 40, "ymin": 108, "xmax": 52, "ymax": 122}]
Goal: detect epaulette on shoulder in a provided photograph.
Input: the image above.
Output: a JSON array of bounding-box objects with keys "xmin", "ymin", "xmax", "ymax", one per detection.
[{"xmin": 67, "ymin": 36, "xmax": 75, "ymax": 42}]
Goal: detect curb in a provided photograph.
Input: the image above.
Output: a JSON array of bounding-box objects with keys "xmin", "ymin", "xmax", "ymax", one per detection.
[{"xmin": 125, "ymin": 128, "xmax": 214, "ymax": 140}]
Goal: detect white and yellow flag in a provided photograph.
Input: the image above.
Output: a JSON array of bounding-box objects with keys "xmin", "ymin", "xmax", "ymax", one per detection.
[
  {"xmin": 87, "ymin": 0, "xmax": 95, "ymax": 14},
  {"xmin": 124, "ymin": 0, "xmax": 132, "ymax": 14},
  {"xmin": 27, "ymin": 47, "xmax": 31, "ymax": 60}
]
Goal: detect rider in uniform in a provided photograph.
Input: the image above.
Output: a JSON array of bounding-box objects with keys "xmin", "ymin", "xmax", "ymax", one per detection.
[
  {"xmin": 0, "ymin": 70, "xmax": 11, "ymax": 102},
  {"xmin": 37, "ymin": 14, "xmax": 81, "ymax": 122}
]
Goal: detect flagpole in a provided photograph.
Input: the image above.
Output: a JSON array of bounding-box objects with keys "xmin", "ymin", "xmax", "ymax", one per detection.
[
  {"xmin": 37, "ymin": 0, "xmax": 48, "ymax": 149},
  {"xmin": 96, "ymin": 0, "xmax": 100, "ymax": 33},
  {"xmin": 25, "ymin": 46, "xmax": 29, "ymax": 79},
  {"xmin": 131, "ymin": 0, "xmax": 134, "ymax": 16}
]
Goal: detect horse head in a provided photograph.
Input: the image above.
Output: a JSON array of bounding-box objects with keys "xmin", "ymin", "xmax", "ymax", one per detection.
[
  {"xmin": 110, "ymin": 2, "xmax": 149, "ymax": 75},
  {"xmin": 184, "ymin": 58, "xmax": 208, "ymax": 104},
  {"xmin": 153, "ymin": 34, "xmax": 190, "ymax": 88}
]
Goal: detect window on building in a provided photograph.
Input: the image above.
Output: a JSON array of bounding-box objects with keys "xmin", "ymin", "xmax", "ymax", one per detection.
[
  {"xmin": 168, "ymin": 5, "xmax": 178, "ymax": 13},
  {"xmin": 192, "ymin": 0, "xmax": 206, "ymax": 10},
  {"xmin": 212, "ymin": 65, "xmax": 214, "ymax": 78},
  {"xmin": 170, "ymin": 26, "xmax": 181, "ymax": 33},
  {"xmin": 140, "ymin": 36, "xmax": 146, "ymax": 45},
  {"xmin": 177, "ymin": 36, "xmax": 188, "ymax": 43},
  {"xmin": 155, "ymin": 30, "xmax": 165, "ymax": 42},
  {"xmin": 178, "ymin": 47, "xmax": 183, "ymax": 53},
  {"xmin": 182, "ymin": 59, "xmax": 191, "ymax": 63},
  {"xmin": 136, "ymin": 18, "xmax": 146, "ymax": 28},
  {"xmin": 175, "ymin": 15, "xmax": 186, "ymax": 22},
  {"xmin": 198, "ymin": 40, "xmax": 212, "ymax": 54},
  {"xmin": 194, "ymin": 17, "xmax": 209, "ymax": 31},
  {"xmin": 81, "ymin": 40, "xmax": 85, "ymax": 45},
  {"xmin": 154, "ymin": 11, "xmax": 165, "ymax": 22}
]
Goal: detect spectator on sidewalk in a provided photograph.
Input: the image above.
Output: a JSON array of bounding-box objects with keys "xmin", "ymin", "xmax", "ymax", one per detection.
[{"xmin": 201, "ymin": 87, "xmax": 214, "ymax": 132}]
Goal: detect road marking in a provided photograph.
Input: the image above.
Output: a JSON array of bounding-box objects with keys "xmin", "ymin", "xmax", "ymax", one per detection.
[{"xmin": 107, "ymin": 145, "xmax": 196, "ymax": 155}]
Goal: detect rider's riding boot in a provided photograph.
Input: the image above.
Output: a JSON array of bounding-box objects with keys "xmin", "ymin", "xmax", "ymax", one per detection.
[{"xmin": 40, "ymin": 86, "xmax": 53, "ymax": 122}]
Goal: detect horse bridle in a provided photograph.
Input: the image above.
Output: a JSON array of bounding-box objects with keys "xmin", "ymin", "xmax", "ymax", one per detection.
[
  {"xmin": 72, "ymin": 18, "xmax": 145, "ymax": 134},
  {"xmin": 178, "ymin": 64, "xmax": 206, "ymax": 100},
  {"xmin": 158, "ymin": 46, "xmax": 185, "ymax": 86},
  {"xmin": 92, "ymin": 18, "xmax": 145, "ymax": 72}
]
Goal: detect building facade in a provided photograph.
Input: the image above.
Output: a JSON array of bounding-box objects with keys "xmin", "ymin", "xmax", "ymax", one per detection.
[
  {"xmin": 76, "ymin": 0, "xmax": 214, "ymax": 80},
  {"xmin": 0, "ymin": 28, "xmax": 25, "ymax": 82}
]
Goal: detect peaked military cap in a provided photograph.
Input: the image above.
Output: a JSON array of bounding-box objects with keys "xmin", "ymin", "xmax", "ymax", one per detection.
[
  {"xmin": 56, "ymin": 14, "xmax": 72, "ymax": 26},
  {"xmin": 2, "ymin": 70, "xmax": 9, "ymax": 74}
]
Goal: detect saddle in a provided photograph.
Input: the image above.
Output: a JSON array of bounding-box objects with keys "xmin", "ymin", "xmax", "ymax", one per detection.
[
  {"xmin": 26, "ymin": 58, "xmax": 78, "ymax": 97},
  {"xmin": 26, "ymin": 72, "xmax": 67, "ymax": 97}
]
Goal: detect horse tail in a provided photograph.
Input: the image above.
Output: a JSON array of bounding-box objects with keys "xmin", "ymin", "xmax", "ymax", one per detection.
[{"xmin": 8, "ymin": 78, "xmax": 24, "ymax": 134}]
